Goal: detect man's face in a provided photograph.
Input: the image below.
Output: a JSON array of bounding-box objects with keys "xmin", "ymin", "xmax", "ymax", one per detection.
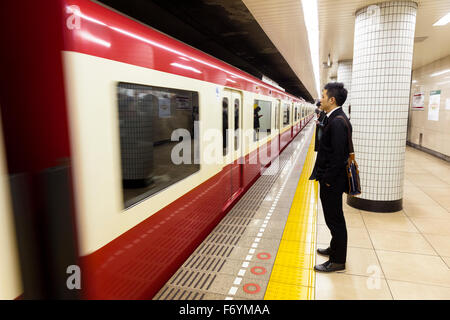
[{"xmin": 320, "ymin": 89, "xmax": 335, "ymax": 112}]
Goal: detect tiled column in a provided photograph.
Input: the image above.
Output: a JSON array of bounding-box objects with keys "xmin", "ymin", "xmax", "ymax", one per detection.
[
  {"xmin": 337, "ymin": 60, "xmax": 352, "ymax": 117},
  {"xmin": 348, "ymin": 1, "xmax": 417, "ymax": 212}
]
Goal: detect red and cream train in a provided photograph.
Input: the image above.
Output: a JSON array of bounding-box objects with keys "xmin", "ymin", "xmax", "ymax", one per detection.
[{"xmin": 0, "ymin": 0, "xmax": 314, "ymax": 299}]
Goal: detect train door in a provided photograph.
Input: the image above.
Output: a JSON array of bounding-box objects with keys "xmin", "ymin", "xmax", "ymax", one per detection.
[
  {"xmin": 222, "ymin": 89, "xmax": 243, "ymax": 201},
  {"xmin": 289, "ymin": 102, "xmax": 294, "ymax": 138},
  {"xmin": 301, "ymin": 104, "xmax": 304, "ymax": 128},
  {"xmin": 275, "ymin": 99, "xmax": 281, "ymax": 154},
  {"xmin": 294, "ymin": 104, "xmax": 298, "ymax": 134}
]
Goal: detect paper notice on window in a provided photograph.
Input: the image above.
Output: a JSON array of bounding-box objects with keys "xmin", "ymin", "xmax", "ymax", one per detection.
[
  {"xmin": 427, "ymin": 90, "xmax": 440, "ymax": 121},
  {"xmin": 158, "ymin": 96, "xmax": 171, "ymax": 118}
]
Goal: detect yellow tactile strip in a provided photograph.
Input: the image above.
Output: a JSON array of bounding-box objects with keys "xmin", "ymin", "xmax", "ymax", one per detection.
[{"xmin": 264, "ymin": 133, "xmax": 318, "ymax": 300}]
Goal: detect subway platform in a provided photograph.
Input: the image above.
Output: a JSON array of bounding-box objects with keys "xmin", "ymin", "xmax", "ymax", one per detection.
[{"xmin": 154, "ymin": 122, "xmax": 450, "ymax": 300}]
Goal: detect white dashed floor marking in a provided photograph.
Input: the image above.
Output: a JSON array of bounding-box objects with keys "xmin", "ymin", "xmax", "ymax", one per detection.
[{"xmin": 223, "ymin": 126, "xmax": 312, "ymax": 300}]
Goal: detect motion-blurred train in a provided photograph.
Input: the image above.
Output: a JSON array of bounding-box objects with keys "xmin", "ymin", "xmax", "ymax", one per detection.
[{"xmin": 0, "ymin": 0, "xmax": 314, "ymax": 299}]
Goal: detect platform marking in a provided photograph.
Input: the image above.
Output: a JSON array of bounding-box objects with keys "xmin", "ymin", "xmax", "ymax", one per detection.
[
  {"xmin": 223, "ymin": 125, "xmax": 314, "ymax": 300},
  {"xmin": 251, "ymin": 266, "xmax": 267, "ymax": 275},
  {"xmin": 228, "ymin": 287, "xmax": 238, "ymax": 295},
  {"xmin": 238, "ymin": 269, "xmax": 246, "ymax": 276},
  {"xmin": 243, "ymin": 283, "xmax": 261, "ymax": 294},
  {"xmin": 264, "ymin": 131, "xmax": 318, "ymax": 300}
]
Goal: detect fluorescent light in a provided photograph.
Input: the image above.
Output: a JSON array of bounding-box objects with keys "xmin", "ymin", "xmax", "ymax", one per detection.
[
  {"xmin": 433, "ymin": 12, "xmax": 450, "ymax": 26},
  {"xmin": 79, "ymin": 31, "xmax": 111, "ymax": 48},
  {"xmin": 170, "ymin": 62, "xmax": 202, "ymax": 74},
  {"xmin": 436, "ymin": 80, "xmax": 450, "ymax": 86},
  {"xmin": 301, "ymin": 0, "xmax": 321, "ymax": 97},
  {"xmin": 430, "ymin": 69, "xmax": 450, "ymax": 77}
]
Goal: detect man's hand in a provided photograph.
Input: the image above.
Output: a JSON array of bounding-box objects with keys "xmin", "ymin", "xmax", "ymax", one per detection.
[{"xmin": 325, "ymin": 183, "xmax": 331, "ymax": 187}]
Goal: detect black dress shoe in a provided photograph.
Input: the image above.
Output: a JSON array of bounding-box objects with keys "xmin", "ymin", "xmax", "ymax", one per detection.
[
  {"xmin": 317, "ymin": 247, "xmax": 331, "ymax": 256},
  {"xmin": 314, "ymin": 260, "xmax": 345, "ymax": 272}
]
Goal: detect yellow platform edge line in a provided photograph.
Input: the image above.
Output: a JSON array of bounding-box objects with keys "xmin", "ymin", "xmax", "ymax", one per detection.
[{"xmin": 264, "ymin": 132, "xmax": 318, "ymax": 300}]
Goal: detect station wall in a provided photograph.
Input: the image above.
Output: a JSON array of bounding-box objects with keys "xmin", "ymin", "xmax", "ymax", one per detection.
[{"xmin": 408, "ymin": 55, "xmax": 450, "ymax": 159}]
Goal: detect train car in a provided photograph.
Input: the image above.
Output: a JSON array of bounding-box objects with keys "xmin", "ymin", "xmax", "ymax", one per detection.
[{"xmin": 0, "ymin": 0, "xmax": 315, "ymax": 299}]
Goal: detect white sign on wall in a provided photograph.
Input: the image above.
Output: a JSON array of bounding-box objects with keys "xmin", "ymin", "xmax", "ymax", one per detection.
[
  {"xmin": 412, "ymin": 92, "xmax": 424, "ymax": 110},
  {"xmin": 446, "ymin": 98, "xmax": 450, "ymax": 110},
  {"xmin": 427, "ymin": 90, "xmax": 440, "ymax": 121}
]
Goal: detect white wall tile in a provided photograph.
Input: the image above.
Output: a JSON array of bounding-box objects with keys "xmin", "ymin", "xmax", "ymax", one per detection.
[{"xmin": 351, "ymin": 1, "xmax": 417, "ymax": 202}]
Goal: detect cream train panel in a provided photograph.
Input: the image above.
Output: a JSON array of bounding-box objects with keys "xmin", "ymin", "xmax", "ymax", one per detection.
[
  {"xmin": 63, "ymin": 51, "xmax": 288, "ymax": 255},
  {"xmin": 0, "ymin": 117, "xmax": 22, "ymax": 299},
  {"xmin": 64, "ymin": 52, "xmax": 225, "ymax": 254}
]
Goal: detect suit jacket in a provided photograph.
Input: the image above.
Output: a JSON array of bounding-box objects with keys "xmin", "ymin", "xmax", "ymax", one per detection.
[
  {"xmin": 313, "ymin": 107, "xmax": 352, "ymax": 193},
  {"xmin": 314, "ymin": 111, "xmax": 327, "ymax": 152}
]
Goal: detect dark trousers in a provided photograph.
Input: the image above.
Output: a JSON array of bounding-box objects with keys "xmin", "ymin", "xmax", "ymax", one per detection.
[{"xmin": 319, "ymin": 182, "xmax": 348, "ymax": 264}]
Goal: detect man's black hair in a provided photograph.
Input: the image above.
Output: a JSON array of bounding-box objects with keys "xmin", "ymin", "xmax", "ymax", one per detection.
[{"xmin": 324, "ymin": 82, "xmax": 348, "ymax": 107}]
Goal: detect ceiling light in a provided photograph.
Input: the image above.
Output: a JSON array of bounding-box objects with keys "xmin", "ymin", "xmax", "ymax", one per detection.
[
  {"xmin": 301, "ymin": 0, "xmax": 321, "ymax": 97},
  {"xmin": 433, "ymin": 12, "xmax": 450, "ymax": 26},
  {"xmin": 430, "ymin": 69, "xmax": 450, "ymax": 77}
]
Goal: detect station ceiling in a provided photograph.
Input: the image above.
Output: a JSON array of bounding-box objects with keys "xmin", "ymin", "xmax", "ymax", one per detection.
[
  {"xmin": 96, "ymin": 0, "xmax": 450, "ymax": 102},
  {"xmin": 319, "ymin": 0, "xmax": 450, "ymax": 85},
  {"xmin": 97, "ymin": 0, "xmax": 315, "ymax": 102}
]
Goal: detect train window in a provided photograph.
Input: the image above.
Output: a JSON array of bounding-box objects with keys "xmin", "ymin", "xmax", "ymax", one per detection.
[
  {"xmin": 294, "ymin": 107, "xmax": 298, "ymax": 121},
  {"xmin": 234, "ymin": 98, "xmax": 239, "ymax": 151},
  {"xmin": 253, "ymin": 99, "xmax": 272, "ymax": 141},
  {"xmin": 282, "ymin": 103, "xmax": 290, "ymax": 127},
  {"xmin": 117, "ymin": 82, "xmax": 200, "ymax": 209},
  {"xmin": 223, "ymin": 97, "xmax": 229, "ymax": 155}
]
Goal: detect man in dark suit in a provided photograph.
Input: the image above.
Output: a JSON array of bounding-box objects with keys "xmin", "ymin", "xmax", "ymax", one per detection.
[
  {"xmin": 314, "ymin": 104, "xmax": 327, "ymax": 152},
  {"xmin": 312, "ymin": 82, "xmax": 351, "ymax": 272}
]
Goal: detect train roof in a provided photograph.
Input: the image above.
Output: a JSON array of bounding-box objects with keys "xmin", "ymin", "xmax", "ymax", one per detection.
[{"xmin": 64, "ymin": 0, "xmax": 308, "ymax": 103}]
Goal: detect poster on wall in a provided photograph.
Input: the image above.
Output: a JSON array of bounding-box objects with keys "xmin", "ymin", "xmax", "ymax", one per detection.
[
  {"xmin": 427, "ymin": 90, "xmax": 440, "ymax": 121},
  {"xmin": 412, "ymin": 92, "xmax": 424, "ymax": 110}
]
